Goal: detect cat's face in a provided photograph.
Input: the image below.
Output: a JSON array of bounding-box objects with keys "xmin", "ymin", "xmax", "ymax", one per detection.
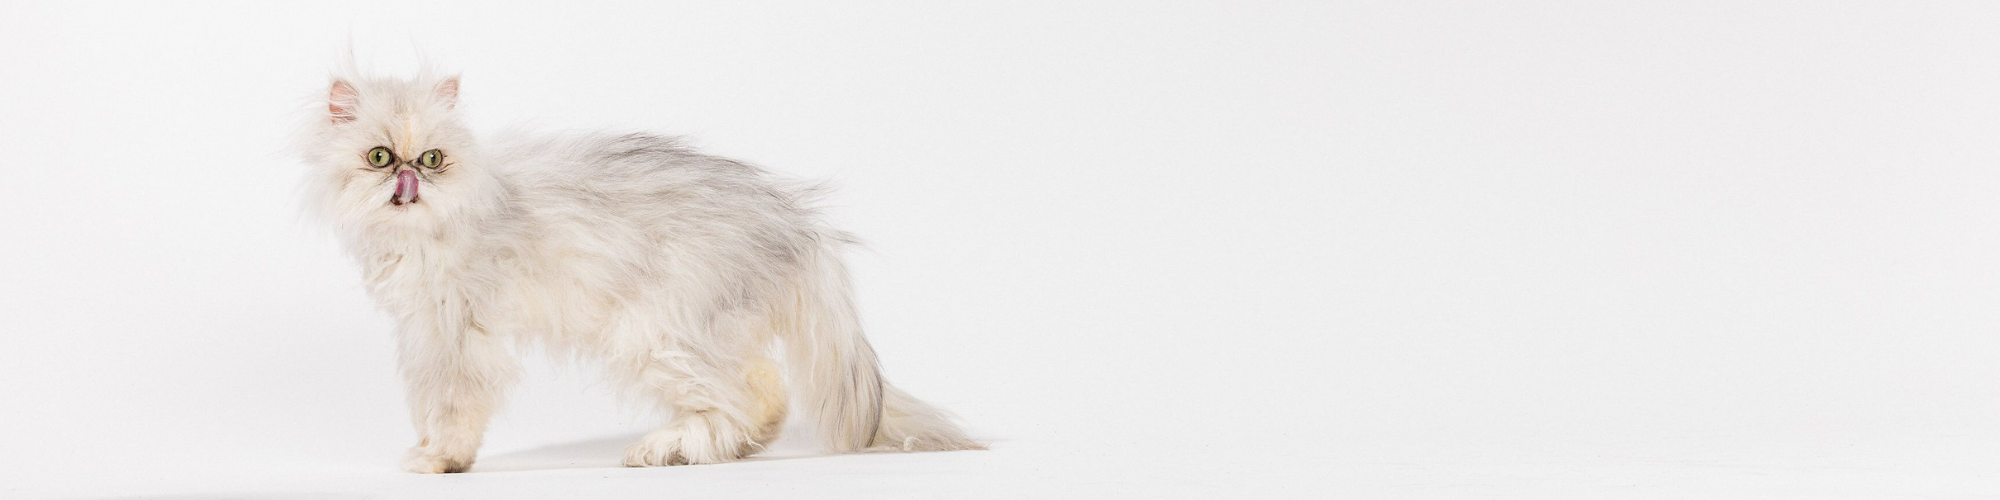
[{"xmin": 302, "ymin": 76, "xmax": 494, "ymax": 236}]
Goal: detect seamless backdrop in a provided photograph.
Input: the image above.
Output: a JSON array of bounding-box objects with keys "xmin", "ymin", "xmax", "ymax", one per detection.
[{"xmin": 1, "ymin": 1, "xmax": 1997, "ymax": 499}]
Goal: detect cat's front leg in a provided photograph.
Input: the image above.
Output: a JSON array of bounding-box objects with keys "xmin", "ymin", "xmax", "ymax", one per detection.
[{"xmin": 396, "ymin": 321, "xmax": 518, "ymax": 473}]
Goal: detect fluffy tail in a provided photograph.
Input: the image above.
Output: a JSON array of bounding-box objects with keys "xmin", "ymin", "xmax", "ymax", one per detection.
[
  {"xmin": 872, "ymin": 384, "xmax": 985, "ymax": 452},
  {"xmin": 782, "ymin": 242, "xmax": 982, "ymax": 453}
]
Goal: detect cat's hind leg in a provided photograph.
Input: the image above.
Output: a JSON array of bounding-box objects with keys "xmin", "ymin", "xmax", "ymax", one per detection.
[
  {"xmin": 743, "ymin": 355, "xmax": 789, "ymax": 451},
  {"xmin": 620, "ymin": 354, "xmax": 765, "ymax": 466},
  {"xmin": 618, "ymin": 313, "xmax": 769, "ymax": 466}
]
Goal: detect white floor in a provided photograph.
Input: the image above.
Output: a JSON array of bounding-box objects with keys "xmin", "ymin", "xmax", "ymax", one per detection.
[
  {"xmin": 14, "ymin": 411, "xmax": 1996, "ymax": 499},
  {"xmin": 4, "ymin": 1, "xmax": 1999, "ymax": 498}
]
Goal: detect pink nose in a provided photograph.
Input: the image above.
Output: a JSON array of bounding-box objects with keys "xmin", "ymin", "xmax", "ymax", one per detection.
[{"xmin": 392, "ymin": 169, "xmax": 420, "ymax": 205}]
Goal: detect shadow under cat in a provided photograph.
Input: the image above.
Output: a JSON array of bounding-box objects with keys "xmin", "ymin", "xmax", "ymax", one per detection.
[{"xmin": 473, "ymin": 427, "xmax": 834, "ymax": 473}]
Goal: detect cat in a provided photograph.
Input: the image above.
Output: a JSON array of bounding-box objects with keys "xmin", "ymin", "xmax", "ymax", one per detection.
[{"xmin": 296, "ymin": 70, "xmax": 982, "ymax": 473}]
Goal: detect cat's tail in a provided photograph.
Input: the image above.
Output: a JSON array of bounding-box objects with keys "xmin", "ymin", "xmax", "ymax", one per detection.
[{"xmin": 781, "ymin": 239, "xmax": 983, "ymax": 454}]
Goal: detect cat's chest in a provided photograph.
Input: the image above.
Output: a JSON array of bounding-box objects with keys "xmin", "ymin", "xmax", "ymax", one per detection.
[{"xmin": 360, "ymin": 249, "xmax": 473, "ymax": 303}]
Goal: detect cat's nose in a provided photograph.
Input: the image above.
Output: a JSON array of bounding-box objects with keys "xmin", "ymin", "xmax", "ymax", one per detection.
[{"xmin": 391, "ymin": 169, "xmax": 421, "ymax": 205}]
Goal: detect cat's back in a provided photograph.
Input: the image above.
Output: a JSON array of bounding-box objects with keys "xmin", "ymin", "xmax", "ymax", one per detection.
[
  {"xmin": 490, "ymin": 132, "xmax": 757, "ymax": 189},
  {"xmin": 486, "ymin": 131, "xmax": 820, "ymax": 244}
]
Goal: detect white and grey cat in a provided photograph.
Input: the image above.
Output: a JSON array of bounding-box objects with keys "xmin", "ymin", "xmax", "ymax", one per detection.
[{"xmin": 297, "ymin": 71, "xmax": 981, "ymax": 473}]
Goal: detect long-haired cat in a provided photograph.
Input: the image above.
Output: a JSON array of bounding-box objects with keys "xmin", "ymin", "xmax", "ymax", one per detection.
[{"xmin": 296, "ymin": 70, "xmax": 981, "ymax": 473}]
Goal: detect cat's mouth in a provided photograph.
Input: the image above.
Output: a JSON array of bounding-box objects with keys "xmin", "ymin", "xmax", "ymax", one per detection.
[{"xmin": 390, "ymin": 169, "xmax": 421, "ymax": 206}]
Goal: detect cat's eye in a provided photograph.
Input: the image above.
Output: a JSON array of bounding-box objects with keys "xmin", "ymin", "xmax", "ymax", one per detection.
[
  {"xmin": 419, "ymin": 149, "xmax": 443, "ymax": 168},
  {"xmin": 366, "ymin": 147, "xmax": 394, "ymax": 168}
]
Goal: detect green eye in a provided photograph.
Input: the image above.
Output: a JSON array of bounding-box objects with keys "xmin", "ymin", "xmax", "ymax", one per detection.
[
  {"xmin": 366, "ymin": 147, "xmax": 393, "ymax": 167},
  {"xmin": 419, "ymin": 149, "xmax": 443, "ymax": 168}
]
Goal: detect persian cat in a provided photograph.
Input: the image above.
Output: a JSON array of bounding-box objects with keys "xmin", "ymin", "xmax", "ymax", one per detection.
[{"xmin": 296, "ymin": 71, "xmax": 981, "ymax": 473}]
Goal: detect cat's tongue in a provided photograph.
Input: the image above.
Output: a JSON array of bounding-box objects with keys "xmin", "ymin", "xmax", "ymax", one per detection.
[{"xmin": 392, "ymin": 169, "xmax": 419, "ymax": 205}]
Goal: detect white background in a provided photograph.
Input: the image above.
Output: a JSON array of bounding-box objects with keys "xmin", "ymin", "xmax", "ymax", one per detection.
[{"xmin": 1, "ymin": 1, "xmax": 1995, "ymax": 498}]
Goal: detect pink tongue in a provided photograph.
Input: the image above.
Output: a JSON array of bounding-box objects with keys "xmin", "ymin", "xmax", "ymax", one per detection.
[{"xmin": 393, "ymin": 170, "xmax": 419, "ymax": 205}]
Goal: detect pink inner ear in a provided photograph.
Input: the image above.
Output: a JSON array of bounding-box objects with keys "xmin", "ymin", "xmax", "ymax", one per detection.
[
  {"xmin": 435, "ymin": 78, "xmax": 459, "ymax": 109},
  {"xmin": 329, "ymin": 81, "xmax": 358, "ymax": 124}
]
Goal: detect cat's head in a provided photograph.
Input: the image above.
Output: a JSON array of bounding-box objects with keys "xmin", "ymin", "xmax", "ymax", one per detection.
[{"xmin": 299, "ymin": 74, "xmax": 498, "ymax": 238}]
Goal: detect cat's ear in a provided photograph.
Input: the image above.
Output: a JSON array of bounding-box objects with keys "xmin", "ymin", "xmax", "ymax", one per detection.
[
  {"xmin": 434, "ymin": 77, "xmax": 459, "ymax": 109},
  {"xmin": 329, "ymin": 80, "xmax": 359, "ymax": 124}
]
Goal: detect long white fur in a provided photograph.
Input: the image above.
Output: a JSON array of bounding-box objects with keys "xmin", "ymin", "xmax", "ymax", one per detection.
[{"xmin": 297, "ymin": 70, "xmax": 981, "ymax": 473}]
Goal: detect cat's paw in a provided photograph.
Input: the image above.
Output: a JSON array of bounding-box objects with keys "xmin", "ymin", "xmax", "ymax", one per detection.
[
  {"xmin": 622, "ymin": 429, "xmax": 690, "ymax": 467},
  {"xmin": 623, "ymin": 417, "xmax": 748, "ymax": 467},
  {"xmin": 403, "ymin": 445, "xmax": 473, "ymax": 474}
]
